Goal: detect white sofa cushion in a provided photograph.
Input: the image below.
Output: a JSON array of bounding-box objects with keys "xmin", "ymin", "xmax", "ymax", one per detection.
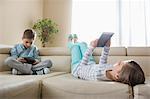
[
  {"xmin": 41, "ymin": 56, "xmax": 71, "ymax": 73},
  {"xmin": 0, "ymin": 48, "xmax": 11, "ymax": 54},
  {"xmin": 0, "ymin": 76, "xmax": 40, "ymax": 99},
  {"xmin": 93, "ymin": 47, "xmax": 126, "ymax": 56},
  {"xmin": 94, "ymin": 56, "xmax": 150, "ymax": 76},
  {"xmin": 0, "ymin": 54, "xmax": 11, "ymax": 72},
  {"xmin": 39, "ymin": 47, "xmax": 70, "ymax": 56},
  {"xmin": 127, "ymin": 47, "xmax": 150, "ymax": 56},
  {"xmin": 42, "ymin": 74, "xmax": 130, "ymax": 99},
  {"xmin": 134, "ymin": 77, "xmax": 150, "ymax": 99},
  {"xmin": 0, "ymin": 71, "xmax": 66, "ymax": 99}
]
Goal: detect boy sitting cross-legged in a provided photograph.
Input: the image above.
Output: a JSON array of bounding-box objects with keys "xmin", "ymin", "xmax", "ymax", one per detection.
[{"xmin": 5, "ymin": 29, "xmax": 52, "ymax": 75}]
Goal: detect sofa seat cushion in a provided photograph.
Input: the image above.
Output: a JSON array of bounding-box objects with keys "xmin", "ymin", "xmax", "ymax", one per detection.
[
  {"xmin": 134, "ymin": 77, "xmax": 150, "ymax": 99},
  {"xmin": 42, "ymin": 74, "xmax": 130, "ymax": 99},
  {"xmin": 0, "ymin": 71, "xmax": 66, "ymax": 99},
  {"xmin": 0, "ymin": 77, "xmax": 40, "ymax": 99}
]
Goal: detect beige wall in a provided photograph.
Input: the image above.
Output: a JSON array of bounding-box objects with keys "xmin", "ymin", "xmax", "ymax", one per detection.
[
  {"xmin": 0, "ymin": 0, "xmax": 71, "ymax": 47},
  {"xmin": 0, "ymin": 2, "xmax": 3, "ymax": 42},
  {"xmin": 43, "ymin": 0, "xmax": 72, "ymax": 47},
  {"xmin": 0, "ymin": 0, "xmax": 43, "ymax": 45}
]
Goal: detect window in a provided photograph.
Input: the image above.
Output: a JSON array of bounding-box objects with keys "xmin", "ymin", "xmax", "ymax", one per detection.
[
  {"xmin": 72, "ymin": 0, "xmax": 118, "ymax": 46},
  {"xmin": 72, "ymin": 0, "xmax": 150, "ymax": 46}
]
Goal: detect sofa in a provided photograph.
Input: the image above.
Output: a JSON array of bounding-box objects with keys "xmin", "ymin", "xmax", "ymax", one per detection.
[{"xmin": 0, "ymin": 46, "xmax": 149, "ymax": 99}]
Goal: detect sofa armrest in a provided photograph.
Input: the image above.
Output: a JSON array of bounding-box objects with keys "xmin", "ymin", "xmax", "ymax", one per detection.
[{"xmin": 0, "ymin": 47, "xmax": 11, "ymax": 72}]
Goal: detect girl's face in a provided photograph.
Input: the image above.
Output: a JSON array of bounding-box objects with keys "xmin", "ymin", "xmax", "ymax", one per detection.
[
  {"xmin": 22, "ymin": 38, "xmax": 34, "ymax": 48},
  {"xmin": 112, "ymin": 61, "xmax": 128, "ymax": 80}
]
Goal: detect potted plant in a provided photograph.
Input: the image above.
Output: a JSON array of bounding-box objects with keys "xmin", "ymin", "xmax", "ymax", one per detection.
[{"xmin": 32, "ymin": 18, "xmax": 59, "ymax": 47}]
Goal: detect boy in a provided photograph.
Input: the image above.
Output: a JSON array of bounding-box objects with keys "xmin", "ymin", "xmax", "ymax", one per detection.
[{"xmin": 5, "ymin": 29, "xmax": 52, "ymax": 75}]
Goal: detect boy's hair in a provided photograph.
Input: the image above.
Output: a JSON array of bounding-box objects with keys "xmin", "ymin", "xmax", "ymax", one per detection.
[
  {"xmin": 22, "ymin": 29, "xmax": 35, "ymax": 39},
  {"xmin": 118, "ymin": 61, "xmax": 145, "ymax": 86}
]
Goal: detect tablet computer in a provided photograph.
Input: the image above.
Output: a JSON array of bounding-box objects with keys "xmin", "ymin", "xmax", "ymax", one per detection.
[
  {"xmin": 22, "ymin": 56, "xmax": 36, "ymax": 64},
  {"xmin": 97, "ymin": 32, "xmax": 114, "ymax": 47}
]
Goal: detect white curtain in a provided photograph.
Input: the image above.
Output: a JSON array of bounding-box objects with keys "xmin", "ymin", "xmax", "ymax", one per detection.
[
  {"xmin": 120, "ymin": 0, "xmax": 150, "ymax": 46},
  {"xmin": 71, "ymin": 0, "xmax": 150, "ymax": 46}
]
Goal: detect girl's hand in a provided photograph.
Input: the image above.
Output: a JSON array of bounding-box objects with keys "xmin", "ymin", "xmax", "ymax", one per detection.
[
  {"xmin": 105, "ymin": 40, "xmax": 111, "ymax": 47},
  {"xmin": 90, "ymin": 39, "xmax": 98, "ymax": 48}
]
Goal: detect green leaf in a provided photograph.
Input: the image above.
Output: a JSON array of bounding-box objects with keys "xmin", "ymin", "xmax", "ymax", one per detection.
[{"xmin": 32, "ymin": 18, "xmax": 59, "ymax": 44}]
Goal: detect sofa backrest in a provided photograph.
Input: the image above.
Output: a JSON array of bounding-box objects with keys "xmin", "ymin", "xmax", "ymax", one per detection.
[
  {"xmin": 94, "ymin": 47, "xmax": 150, "ymax": 76},
  {"xmin": 39, "ymin": 47, "xmax": 71, "ymax": 73},
  {"xmin": 0, "ymin": 47, "xmax": 72, "ymax": 73},
  {"xmin": 126, "ymin": 47, "xmax": 150, "ymax": 77},
  {"xmin": 0, "ymin": 47, "xmax": 150, "ymax": 76}
]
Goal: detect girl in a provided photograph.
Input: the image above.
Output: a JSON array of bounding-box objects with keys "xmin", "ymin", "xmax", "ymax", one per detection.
[{"xmin": 68, "ymin": 37, "xmax": 145, "ymax": 87}]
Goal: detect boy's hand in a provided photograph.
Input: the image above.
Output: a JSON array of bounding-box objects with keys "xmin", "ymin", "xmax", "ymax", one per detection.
[
  {"xmin": 32, "ymin": 60, "xmax": 40, "ymax": 65},
  {"xmin": 17, "ymin": 58, "xmax": 27, "ymax": 63},
  {"xmin": 90, "ymin": 39, "xmax": 98, "ymax": 48},
  {"xmin": 105, "ymin": 40, "xmax": 111, "ymax": 47},
  {"xmin": 33, "ymin": 59, "xmax": 40, "ymax": 65}
]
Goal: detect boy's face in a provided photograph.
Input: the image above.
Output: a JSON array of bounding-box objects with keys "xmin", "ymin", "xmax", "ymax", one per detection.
[{"xmin": 22, "ymin": 38, "xmax": 34, "ymax": 48}]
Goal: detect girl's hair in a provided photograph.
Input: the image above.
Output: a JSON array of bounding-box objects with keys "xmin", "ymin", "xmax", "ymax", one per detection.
[
  {"xmin": 118, "ymin": 61, "xmax": 145, "ymax": 86},
  {"xmin": 22, "ymin": 29, "xmax": 35, "ymax": 39}
]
